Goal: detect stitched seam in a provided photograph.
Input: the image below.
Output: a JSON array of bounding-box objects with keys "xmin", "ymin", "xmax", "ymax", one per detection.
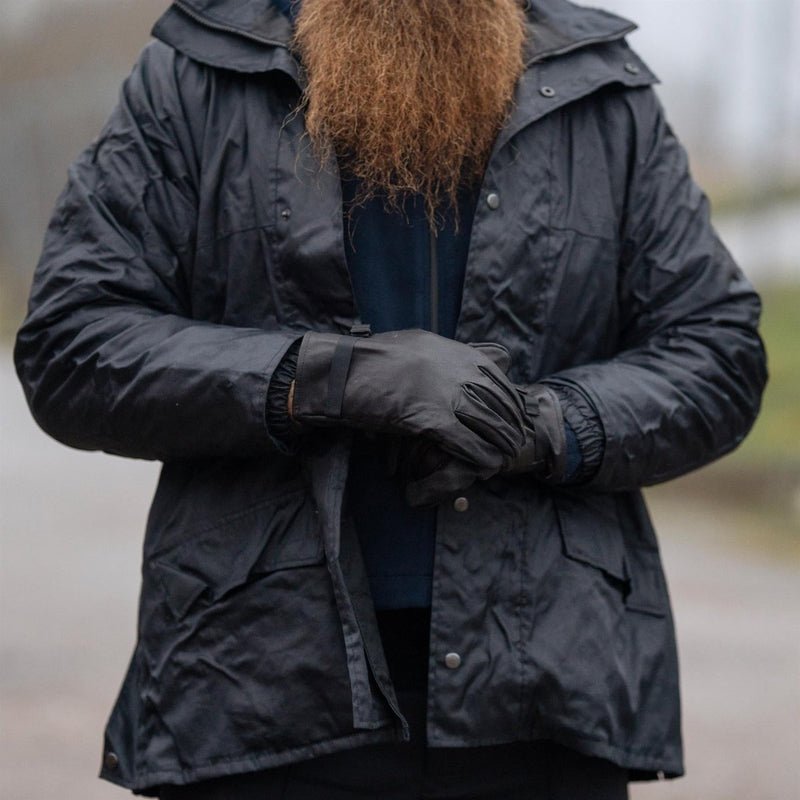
[
  {"xmin": 194, "ymin": 223, "xmax": 269, "ymax": 251},
  {"xmin": 187, "ymin": 487, "xmax": 306, "ymax": 537},
  {"xmin": 548, "ymin": 224, "xmax": 616, "ymax": 242}
]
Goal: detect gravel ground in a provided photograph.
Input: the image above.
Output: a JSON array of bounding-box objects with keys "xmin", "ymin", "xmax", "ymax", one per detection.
[{"xmin": 2, "ymin": 350, "xmax": 798, "ymax": 800}]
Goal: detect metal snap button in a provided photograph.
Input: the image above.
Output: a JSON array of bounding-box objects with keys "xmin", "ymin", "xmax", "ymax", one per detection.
[
  {"xmin": 280, "ymin": 208, "xmax": 292, "ymax": 220},
  {"xmin": 486, "ymin": 192, "xmax": 500, "ymax": 210},
  {"xmin": 624, "ymin": 62, "xmax": 641, "ymax": 75},
  {"xmin": 445, "ymin": 652, "xmax": 462, "ymax": 669},
  {"xmin": 104, "ymin": 752, "xmax": 120, "ymax": 771},
  {"xmin": 539, "ymin": 86, "xmax": 556, "ymax": 98},
  {"xmin": 453, "ymin": 497, "xmax": 469, "ymax": 513}
]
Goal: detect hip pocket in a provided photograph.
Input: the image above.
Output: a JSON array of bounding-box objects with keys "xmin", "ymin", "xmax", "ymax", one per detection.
[
  {"xmin": 150, "ymin": 488, "xmax": 324, "ymax": 620},
  {"xmin": 553, "ymin": 487, "xmax": 627, "ymax": 583}
]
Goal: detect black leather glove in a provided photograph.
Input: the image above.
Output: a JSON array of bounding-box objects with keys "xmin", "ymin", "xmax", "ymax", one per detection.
[
  {"xmin": 390, "ymin": 385, "xmax": 567, "ymax": 507},
  {"xmin": 290, "ymin": 330, "xmax": 526, "ymax": 473}
]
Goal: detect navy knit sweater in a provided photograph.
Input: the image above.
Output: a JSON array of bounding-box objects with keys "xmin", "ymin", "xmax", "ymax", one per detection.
[{"xmin": 344, "ymin": 185, "xmax": 477, "ymax": 608}]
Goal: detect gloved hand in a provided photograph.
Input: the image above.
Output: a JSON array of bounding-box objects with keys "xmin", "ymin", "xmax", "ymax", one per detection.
[
  {"xmin": 389, "ymin": 383, "xmax": 567, "ymax": 507},
  {"xmin": 290, "ymin": 330, "xmax": 526, "ymax": 473}
]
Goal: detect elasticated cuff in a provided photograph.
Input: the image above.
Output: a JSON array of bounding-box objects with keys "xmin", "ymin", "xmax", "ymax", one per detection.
[
  {"xmin": 266, "ymin": 339, "xmax": 302, "ymax": 448},
  {"xmin": 546, "ymin": 383, "xmax": 605, "ymax": 483}
]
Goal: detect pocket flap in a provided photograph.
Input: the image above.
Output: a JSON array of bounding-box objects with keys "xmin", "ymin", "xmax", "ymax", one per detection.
[
  {"xmin": 554, "ymin": 489, "xmax": 627, "ymax": 582},
  {"xmin": 623, "ymin": 545, "xmax": 668, "ymax": 617},
  {"xmin": 152, "ymin": 489, "xmax": 324, "ymax": 614},
  {"xmin": 151, "ymin": 561, "xmax": 208, "ymax": 620}
]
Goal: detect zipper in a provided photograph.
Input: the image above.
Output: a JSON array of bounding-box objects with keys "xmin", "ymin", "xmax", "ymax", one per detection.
[
  {"xmin": 173, "ymin": 0, "xmax": 290, "ymax": 50},
  {"xmin": 429, "ymin": 225, "xmax": 440, "ymax": 336}
]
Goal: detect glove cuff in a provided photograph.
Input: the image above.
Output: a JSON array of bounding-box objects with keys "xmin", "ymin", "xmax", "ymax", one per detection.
[{"xmin": 293, "ymin": 332, "xmax": 357, "ymax": 424}]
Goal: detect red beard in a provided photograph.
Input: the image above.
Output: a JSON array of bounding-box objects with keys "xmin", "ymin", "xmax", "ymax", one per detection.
[{"xmin": 293, "ymin": 0, "xmax": 528, "ymax": 222}]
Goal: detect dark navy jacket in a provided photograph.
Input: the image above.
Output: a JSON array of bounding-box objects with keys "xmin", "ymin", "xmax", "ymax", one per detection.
[{"xmin": 14, "ymin": 0, "xmax": 766, "ymax": 792}]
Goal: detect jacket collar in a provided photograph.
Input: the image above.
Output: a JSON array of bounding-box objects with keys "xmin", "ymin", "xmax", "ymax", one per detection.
[
  {"xmin": 152, "ymin": 0, "xmax": 298, "ymax": 77},
  {"xmin": 154, "ymin": 0, "xmax": 638, "ymax": 75},
  {"xmin": 153, "ymin": 0, "xmax": 656, "ymax": 155},
  {"xmin": 171, "ymin": 0, "xmax": 292, "ymax": 48},
  {"xmin": 526, "ymin": 0, "xmax": 636, "ymax": 64}
]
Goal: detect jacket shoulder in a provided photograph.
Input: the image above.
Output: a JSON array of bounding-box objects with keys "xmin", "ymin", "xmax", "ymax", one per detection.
[{"xmin": 124, "ymin": 39, "xmax": 209, "ymax": 110}]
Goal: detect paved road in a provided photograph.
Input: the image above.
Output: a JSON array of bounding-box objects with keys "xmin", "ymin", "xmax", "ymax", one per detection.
[{"xmin": 2, "ymin": 350, "xmax": 798, "ymax": 800}]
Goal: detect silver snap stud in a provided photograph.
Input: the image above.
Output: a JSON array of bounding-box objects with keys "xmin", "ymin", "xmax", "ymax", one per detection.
[
  {"xmin": 453, "ymin": 497, "xmax": 469, "ymax": 513},
  {"xmin": 624, "ymin": 63, "xmax": 640, "ymax": 75},
  {"xmin": 539, "ymin": 86, "xmax": 556, "ymax": 98},
  {"xmin": 486, "ymin": 192, "xmax": 500, "ymax": 210},
  {"xmin": 445, "ymin": 652, "xmax": 462, "ymax": 669}
]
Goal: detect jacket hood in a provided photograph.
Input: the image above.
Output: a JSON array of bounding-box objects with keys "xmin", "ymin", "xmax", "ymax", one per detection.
[{"xmin": 153, "ymin": 0, "xmax": 638, "ymax": 75}]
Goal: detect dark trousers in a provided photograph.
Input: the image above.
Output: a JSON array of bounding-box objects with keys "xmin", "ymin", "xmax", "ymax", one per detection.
[{"xmin": 159, "ymin": 610, "xmax": 629, "ymax": 800}]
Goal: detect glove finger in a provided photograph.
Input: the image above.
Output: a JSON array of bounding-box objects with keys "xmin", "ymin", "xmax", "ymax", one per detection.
[
  {"xmin": 476, "ymin": 364, "xmax": 525, "ymax": 421},
  {"xmin": 468, "ymin": 342, "xmax": 512, "ymax": 374},
  {"xmin": 455, "ymin": 385, "xmax": 525, "ymax": 459},
  {"xmin": 389, "ymin": 437, "xmax": 450, "ymax": 481},
  {"xmin": 405, "ymin": 459, "xmax": 482, "ymax": 507},
  {"xmin": 405, "ymin": 440, "xmax": 450, "ymax": 481},
  {"xmin": 431, "ymin": 423, "xmax": 507, "ymax": 472}
]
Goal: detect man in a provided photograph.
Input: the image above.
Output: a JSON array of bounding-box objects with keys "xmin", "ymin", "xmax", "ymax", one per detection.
[{"xmin": 15, "ymin": 0, "xmax": 766, "ymax": 798}]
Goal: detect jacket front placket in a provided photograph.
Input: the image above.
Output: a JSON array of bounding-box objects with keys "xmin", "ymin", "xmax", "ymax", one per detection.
[{"xmin": 156, "ymin": 0, "xmax": 403, "ymax": 741}]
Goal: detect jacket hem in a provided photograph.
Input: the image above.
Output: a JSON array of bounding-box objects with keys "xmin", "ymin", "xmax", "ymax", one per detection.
[
  {"xmin": 426, "ymin": 729, "xmax": 683, "ymax": 780},
  {"xmin": 103, "ymin": 726, "xmax": 403, "ymax": 794}
]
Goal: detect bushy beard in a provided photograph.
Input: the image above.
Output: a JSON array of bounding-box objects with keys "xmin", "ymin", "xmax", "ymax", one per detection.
[{"xmin": 292, "ymin": 0, "xmax": 527, "ymax": 225}]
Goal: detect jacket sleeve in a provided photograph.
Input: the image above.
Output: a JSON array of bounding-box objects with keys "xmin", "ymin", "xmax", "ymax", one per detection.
[
  {"xmin": 541, "ymin": 88, "xmax": 767, "ymax": 491},
  {"xmin": 14, "ymin": 43, "xmax": 300, "ymax": 461}
]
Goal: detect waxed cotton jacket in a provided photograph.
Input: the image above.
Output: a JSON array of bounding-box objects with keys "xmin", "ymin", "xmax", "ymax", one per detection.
[{"xmin": 15, "ymin": 0, "xmax": 767, "ymax": 793}]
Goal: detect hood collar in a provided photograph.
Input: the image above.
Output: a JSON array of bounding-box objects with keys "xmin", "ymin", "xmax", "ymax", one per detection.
[
  {"xmin": 171, "ymin": 0, "xmax": 292, "ymax": 47},
  {"xmin": 156, "ymin": 0, "xmax": 637, "ymax": 74},
  {"xmin": 526, "ymin": 0, "xmax": 637, "ymax": 63}
]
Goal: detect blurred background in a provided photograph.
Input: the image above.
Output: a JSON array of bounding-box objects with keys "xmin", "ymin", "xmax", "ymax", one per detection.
[{"xmin": 1, "ymin": 1, "xmax": 798, "ymax": 798}]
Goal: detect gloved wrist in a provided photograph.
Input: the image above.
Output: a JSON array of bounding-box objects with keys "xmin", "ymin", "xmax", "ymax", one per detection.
[
  {"xmin": 291, "ymin": 329, "xmax": 526, "ymax": 472},
  {"xmin": 505, "ymin": 384, "xmax": 567, "ymax": 482}
]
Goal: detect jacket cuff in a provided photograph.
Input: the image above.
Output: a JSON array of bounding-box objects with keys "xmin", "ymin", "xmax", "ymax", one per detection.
[
  {"xmin": 545, "ymin": 382, "xmax": 605, "ymax": 483},
  {"xmin": 266, "ymin": 339, "xmax": 302, "ymax": 450}
]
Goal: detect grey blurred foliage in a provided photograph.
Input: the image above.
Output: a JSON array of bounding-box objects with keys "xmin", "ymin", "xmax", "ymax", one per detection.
[
  {"xmin": 0, "ymin": 0, "xmax": 167, "ymax": 332},
  {"xmin": 1, "ymin": 0, "xmax": 799, "ymax": 332}
]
